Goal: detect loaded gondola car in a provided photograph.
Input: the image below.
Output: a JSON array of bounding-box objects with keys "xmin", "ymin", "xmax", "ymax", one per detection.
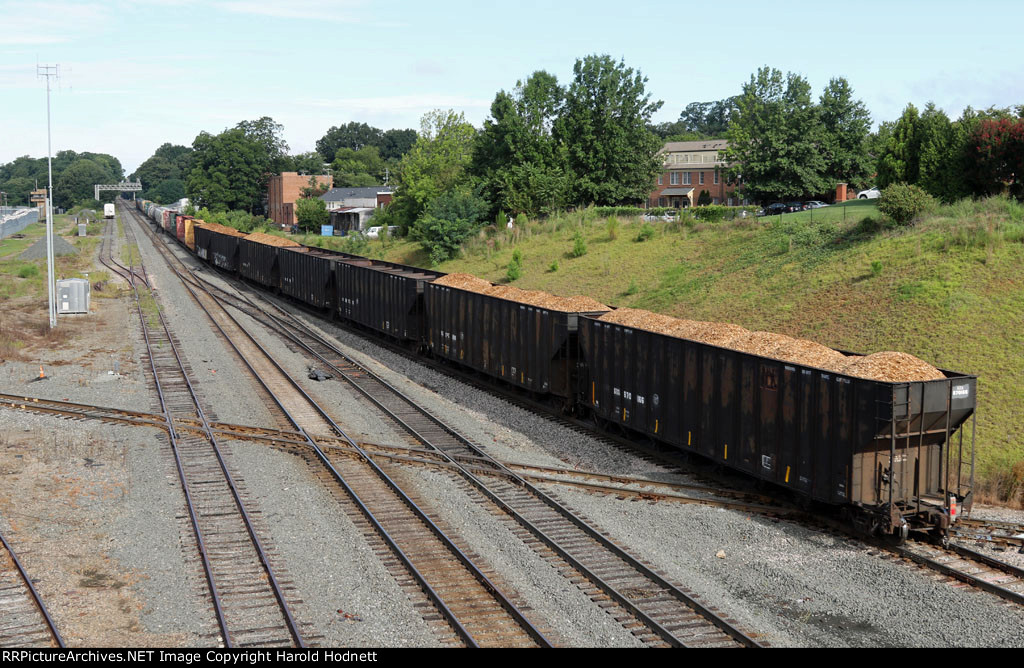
[
  {"xmin": 124, "ymin": 201, "xmax": 976, "ymax": 541},
  {"xmin": 577, "ymin": 316, "xmax": 976, "ymax": 539}
]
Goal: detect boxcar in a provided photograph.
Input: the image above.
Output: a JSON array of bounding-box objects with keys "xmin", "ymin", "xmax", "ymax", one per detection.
[
  {"xmin": 577, "ymin": 316, "xmax": 977, "ymax": 536},
  {"xmin": 425, "ymin": 283, "xmax": 609, "ymax": 400},
  {"xmin": 336, "ymin": 259, "xmax": 443, "ymax": 343}
]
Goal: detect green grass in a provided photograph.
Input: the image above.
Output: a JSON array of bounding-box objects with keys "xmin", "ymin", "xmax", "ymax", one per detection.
[{"xmin": 375, "ymin": 197, "xmax": 1024, "ymax": 495}]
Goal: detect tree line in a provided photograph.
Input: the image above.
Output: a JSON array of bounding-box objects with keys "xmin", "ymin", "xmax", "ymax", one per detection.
[{"xmin": 0, "ymin": 151, "xmax": 123, "ymax": 209}]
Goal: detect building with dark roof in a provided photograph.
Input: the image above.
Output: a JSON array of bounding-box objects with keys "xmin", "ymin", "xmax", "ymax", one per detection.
[{"xmin": 319, "ymin": 186, "xmax": 394, "ymax": 212}]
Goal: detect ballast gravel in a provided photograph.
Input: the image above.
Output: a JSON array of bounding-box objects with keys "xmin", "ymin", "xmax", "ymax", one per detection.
[{"xmin": 251, "ymin": 293, "xmax": 1024, "ymax": 648}]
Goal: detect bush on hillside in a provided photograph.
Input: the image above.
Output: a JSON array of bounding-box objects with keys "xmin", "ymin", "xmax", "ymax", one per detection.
[
  {"xmin": 412, "ymin": 188, "xmax": 490, "ymax": 265},
  {"xmin": 570, "ymin": 231, "xmax": 587, "ymax": 257},
  {"xmin": 507, "ymin": 248, "xmax": 523, "ymax": 282},
  {"xmin": 878, "ymin": 183, "xmax": 935, "ymax": 225}
]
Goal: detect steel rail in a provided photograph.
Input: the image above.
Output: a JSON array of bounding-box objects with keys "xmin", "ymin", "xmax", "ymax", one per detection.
[
  {"xmin": 120, "ymin": 205, "xmax": 306, "ymax": 648},
  {"xmin": 0, "ymin": 528, "xmax": 65, "ymax": 648},
  {"xmin": 187, "ymin": 257, "xmax": 760, "ymax": 648},
  {"xmin": 130, "ymin": 206, "xmax": 549, "ymax": 648},
  {"xmin": 890, "ymin": 541, "xmax": 1024, "ymax": 607}
]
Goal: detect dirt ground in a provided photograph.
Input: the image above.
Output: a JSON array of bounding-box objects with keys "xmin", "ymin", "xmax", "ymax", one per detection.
[{"xmin": 0, "ymin": 425, "xmax": 191, "ymax": 647}]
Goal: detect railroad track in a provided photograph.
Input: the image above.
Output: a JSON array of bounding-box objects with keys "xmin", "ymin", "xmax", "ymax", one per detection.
[
  {"xmin": 125, "ymin": 205, "xmax": 552, "ymax": 648},
  {"xmin": 119, "ymin": 207, "xmax": 310, "ymax": 648},
  {"xmin": 0, "ymin": 528, "xmax": 64, "ymax": 648},
  {"xmin": 98, "ymin": 214, "xmax": 148, "ymax": 287},
  {"xmin": 953, "ymin": 518, "xmax": 1024, "ymax": 549},
  {"xmin": 888, "ymin": 540, "xmax": 1024, "ymax": 607},
  {"xmin": 164, "ymin": 254, "xmax": 760, "ymax": 648}
]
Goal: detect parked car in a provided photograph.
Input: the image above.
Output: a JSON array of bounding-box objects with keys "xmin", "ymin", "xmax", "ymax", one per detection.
[
  {"xmin": 764, "ymin": 203, "xmax": 788, "ymax": 216},
  {"xmin": 642, "ymin": 209, "xmax": 677, "ymax": 222},
  {"xmin": 857, "ymin": 187, "xmax": 881, "ymax": 199},
  {"xmin": 803, "ymin": 201, "xmax": 828, "ymax": 209},
  {"xmin": 365, "ymin": 225, "xmax": 399, "ymax": 239},
  {"xmin": 784, "ymin": 202, "xmax": 804, "ymax": 213}
]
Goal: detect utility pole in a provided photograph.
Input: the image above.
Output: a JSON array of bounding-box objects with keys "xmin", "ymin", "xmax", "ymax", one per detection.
[{"xmin": 38, "ymin": 63, "xmax": 59, "ymax": 329}]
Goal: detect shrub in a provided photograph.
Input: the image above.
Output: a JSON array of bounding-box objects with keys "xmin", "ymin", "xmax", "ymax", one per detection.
[
  {"xmin": 17, "ymin": 264, "xmax": 39, "ymax": 279},
  {"xmin": 548, "ymin": 260, "xmax": 559, "ymax": 272},
  {"xmin": 507, "ymin": 248, "xmax": 523, "ymax": 282},
  {"xmin": 570, "ymin": 231, "xmax": 587, "ymax": 257},
  {"xmin": 697, "ymin": 190, "xmax": 712, "ymax": 206},
  {"xmin": 878, "ymin": 183, "xmax": 936, "ymax": 226},
  {"xmin": 606, "ymin": 216, "xmax": 620, "ymax": 240},
  {"xmin": 693, "ymin": 205, "xmax": 728, "ymax": 223},
  {"xmin": 634, "ymin": 224, "xmax": 655, "ymax": 242},
  {"xmin": 870, "ymin": 260, "xmax": 883, "ymax": 277},
  {"xmin": 412, "ymin": 188, "xmax": 490, "ymax": 265},
  {"xmin": 624, "ymin": 278, "xmax": 639, "ymax": 296}
]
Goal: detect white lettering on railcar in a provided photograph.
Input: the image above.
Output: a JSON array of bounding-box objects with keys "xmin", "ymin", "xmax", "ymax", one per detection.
[
  {"xmin": 952, "ymin": 384, "xmax": 970, "ymax": 399},
  {"xmin": 761, "ymin": 455, "xmax": 774, "ymax": 471}
]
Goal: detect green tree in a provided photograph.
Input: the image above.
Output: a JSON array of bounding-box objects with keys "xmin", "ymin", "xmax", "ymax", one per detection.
[
  {"xmin": 472, "ymin": 70, "xmax": 569, "ymax": 216},
  {"xmin": 818, "ymin": 77, "xmax": 873, "ymax": 190},
  {"xmin": 186, "ymin": 128, "xmax": 268, "ymax": 212},
  {"xmin": 379, "ymin": 129, "xmax": 418, "ymax": 161},
  {"xmin": 724, "ymin": 67, "xmax": 829, "ymax": 201},
  {"xmin": 876, "ymin": 103, "xmax": 921, "ymax": 188},
  {"xmin": 675, "ymin": 98, "xmax": 737, "ymax": 137},
  {"xmin": 558, "ymin": 55, "xmax": 664, "ymax": 205},
  {"xmin": 331, "ymin": 145, "xmax": 385, "ymax": 184},
  {"xmin": 54, "ymin": 158, "xmax": 118, "ymax": 208},
  {"xmin": 392, "ymin": 109, "xmax": 477, "ymax": 227},
  {"xmin": 295, "ymin": 196, "xmax": 329, "ymax": 232},
  {"xmin": 290, "ymin": 151, "xmax": 327, "ymax": 175},
  {"xmin": 132, "ymin": 143, "xmax": 192, "ymax": 200},
  {"xmin": 316, "ymin": 122, "xmax": 384, "ymax": 161},
  {"xmin": 149, "ymin": 179, "xmax": 186, "ymax": 204}
]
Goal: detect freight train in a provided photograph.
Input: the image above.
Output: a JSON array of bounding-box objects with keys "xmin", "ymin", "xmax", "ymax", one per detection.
[{"xmin": 129, "ymin": 199, "xmax": 977, "ymax": 543}]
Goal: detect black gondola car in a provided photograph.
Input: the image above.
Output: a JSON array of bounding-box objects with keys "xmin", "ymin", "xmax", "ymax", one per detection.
[
  {"xmin": 335, "ymin": 259, "xmax": 443, "ymax": 342},
  {"xmin": 425, "ymin": 283, "xmax": 609, "ymax": 400},
  {"xmin": 577, "ymin": 316, "xmax": 977, "ymax": 536},
  {"xmin": 195, "ymin": 226, "xmax": 243, "ymax": 272},
  {"xmin": 279, "ymin": 246, "xmax": 359, "ymax": 310},
  {"xmin": 238, "ymin": 238, "xmax": 284, "ymax": 289}
]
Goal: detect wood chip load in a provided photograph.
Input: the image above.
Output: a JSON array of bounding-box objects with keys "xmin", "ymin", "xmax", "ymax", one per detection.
[
  {"xmin": 434, "ymin": 274, "xmax": 609, "ymax": 313},
  {"xmin": 672, "ymin": 321, "xmax": 750, "ymax": 346},
  {"xmin": 197, "ymin": 221, "xmax": 245, "ymax": 237},
  {"xmin": 244, "ymin": 231, "xmax": 302, "ymax": 248},
  {"xmin": 434, "ymin": 273, "xmax": 492, "ymax": 292},
  {"xmin": 838, "ymin": 351, "xmax": 945, "ymax": 382},
  {"xmin": 773, "ymin": 339, "xmax": 849, "ymax": 372}
]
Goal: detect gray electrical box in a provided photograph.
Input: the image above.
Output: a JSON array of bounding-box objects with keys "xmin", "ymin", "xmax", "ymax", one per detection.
[{"xmin": 57, "ymin": 278, "xmax": 90, "ymax": 314}]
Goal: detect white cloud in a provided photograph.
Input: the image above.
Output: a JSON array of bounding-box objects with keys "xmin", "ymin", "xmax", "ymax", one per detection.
[
  {"xmin": 0, "ymin": 2, "xmax": 114, "ymax": 45},
  {"xmin": 214, "ymin": 0, "xmax": 366, "ymax": 22}
]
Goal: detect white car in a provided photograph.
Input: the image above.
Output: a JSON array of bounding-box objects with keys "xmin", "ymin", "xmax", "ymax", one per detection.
[
  {"xmin": 803, "ymin": 201, "xmax": 828, "ymax": 209},
  {"xmin": 857, "ymin": 187, "xmax": 881, "ymax": 199},
  {"xmin": 365, "ymin": 225, "xmax": 399, "ymax": 239}
]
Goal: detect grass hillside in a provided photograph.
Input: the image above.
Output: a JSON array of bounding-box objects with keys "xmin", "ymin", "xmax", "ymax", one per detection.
[{"xmin": 356, "ymin": 198, "xmax": 1024, "ymax": 502}]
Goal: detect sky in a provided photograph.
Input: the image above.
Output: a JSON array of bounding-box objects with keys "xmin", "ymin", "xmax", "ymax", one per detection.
[{"xmin": 2, "ymin": 0, "xmax": 1023, "ymax": 176}]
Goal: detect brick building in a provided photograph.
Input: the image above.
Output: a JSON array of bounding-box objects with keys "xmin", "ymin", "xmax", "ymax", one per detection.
[
  {"xmin": 267, "ymin": 172, "xmax": 333, "ymax": 228},
  {"xmin": 647, "ymin": 140, "xmax": 742, "ymax": 208}
]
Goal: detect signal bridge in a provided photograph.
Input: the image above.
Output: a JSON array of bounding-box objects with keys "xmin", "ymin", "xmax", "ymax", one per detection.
[{"xmin": 95, "ymin": 181, "xmax": 142, "ymax": 200}]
